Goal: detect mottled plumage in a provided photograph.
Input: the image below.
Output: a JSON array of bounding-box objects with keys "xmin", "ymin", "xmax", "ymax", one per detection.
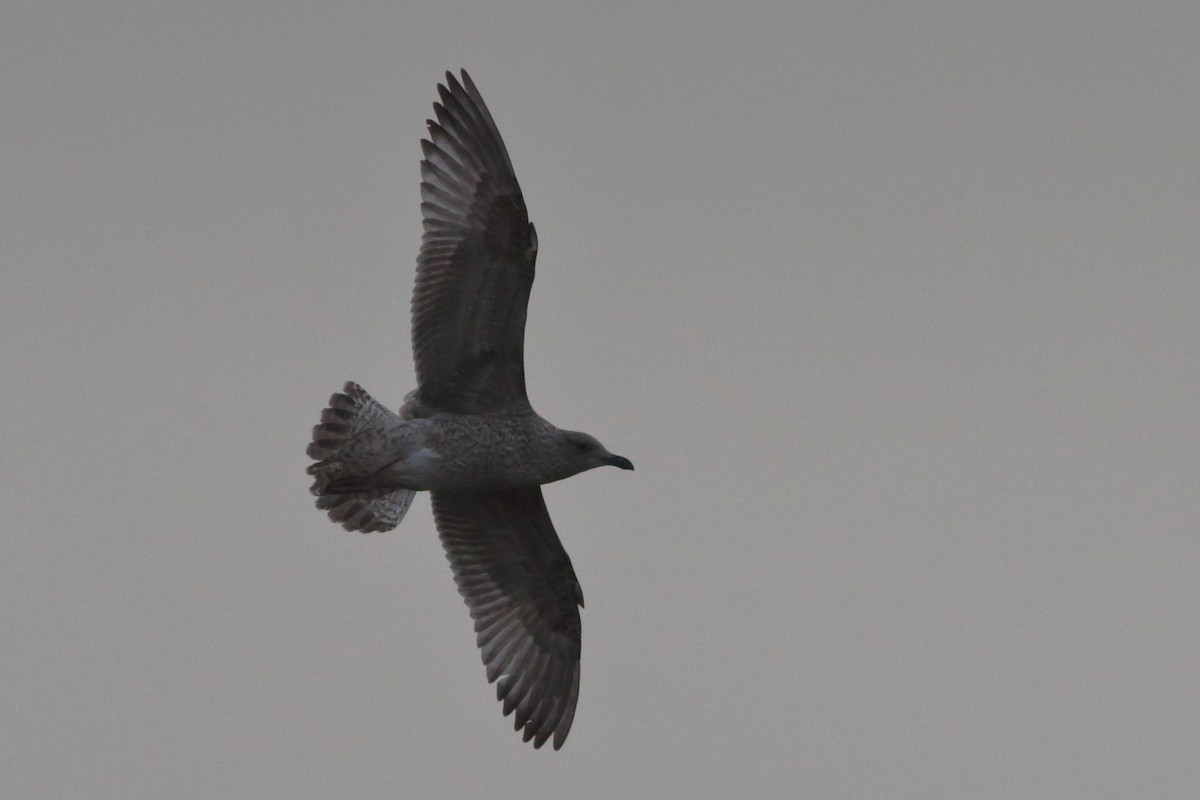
[{"xmin": 306, "ymin": 70, "xmax": 632, "ymax": 750}]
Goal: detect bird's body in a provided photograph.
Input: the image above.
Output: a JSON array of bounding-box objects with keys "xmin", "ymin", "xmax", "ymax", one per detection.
[
  {"xmin": 312, "ymin": 396, "xmax": 624, "ymax": 494},
  {"xmin": 306, "ymin": 70, "xmax": 631, "ymax": 750}
]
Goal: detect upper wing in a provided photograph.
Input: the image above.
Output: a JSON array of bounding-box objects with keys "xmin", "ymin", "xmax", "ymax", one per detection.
[
  {"xmin": 412, "ymin": 70, "xmax": 537, "ymax": 415},
  {"xmin": 432, "ymin": 487, "xmax": 583, "ymax": 750}
]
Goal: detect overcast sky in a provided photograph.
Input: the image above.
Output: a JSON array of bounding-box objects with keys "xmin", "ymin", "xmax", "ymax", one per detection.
[{"xmin": 3, "ymin": 2, "xmax": 1199, "ymax": 798}]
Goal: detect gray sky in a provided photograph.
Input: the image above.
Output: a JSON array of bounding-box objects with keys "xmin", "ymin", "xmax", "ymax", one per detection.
[{"xmin": 4, "ymin": 2, "xmax": 1199, "ymax": 797}]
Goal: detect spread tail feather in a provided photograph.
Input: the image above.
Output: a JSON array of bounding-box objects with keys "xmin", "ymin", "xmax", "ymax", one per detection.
[
  {"xmin": 308, "ymin": 381, "xmax": 397, "ymax": 460},
  {"xmin": 314, "ymin": 489, "xmax": 415, "ymax": 533},
  {"xmin": 307, "ymin": 382, "xmax": 416, "ymax": 533}
]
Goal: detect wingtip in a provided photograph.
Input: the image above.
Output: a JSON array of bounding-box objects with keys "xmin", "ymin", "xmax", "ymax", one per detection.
[
  {"xmin": 443, "ymin": 69, "xmax": 464, "ymax": 95},
  {"xmin": 437, "ymin": 69, "xmax": 477, "ymax": 99},
  {"xmin": 460, "ymin": 69, "xmax": 477, "ymax": 94}
]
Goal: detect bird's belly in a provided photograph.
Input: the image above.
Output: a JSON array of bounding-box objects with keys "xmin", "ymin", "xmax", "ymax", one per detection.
[
  {"xmin": 397, "ymin": 413, "xmax": 555, "ymax": 492},
  {"xmin": 419, "ymin": 453, "xmax": 542, "ymax": 492}
]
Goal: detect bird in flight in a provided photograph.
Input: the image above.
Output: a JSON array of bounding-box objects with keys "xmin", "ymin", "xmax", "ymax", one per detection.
[{"xmin": 306, "ymin": 70, "xmax": 633, "ymax": 750}]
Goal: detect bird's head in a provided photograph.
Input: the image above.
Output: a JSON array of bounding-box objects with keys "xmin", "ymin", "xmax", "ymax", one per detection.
[{"xmin": 559, "ymin": 430, "xmax": 634, "ymax": 474}]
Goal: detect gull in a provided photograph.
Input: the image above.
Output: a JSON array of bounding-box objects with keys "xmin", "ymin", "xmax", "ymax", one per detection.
[{"xmin": 306, "ymin": 70, "xmax": 633, "ymax": 750}]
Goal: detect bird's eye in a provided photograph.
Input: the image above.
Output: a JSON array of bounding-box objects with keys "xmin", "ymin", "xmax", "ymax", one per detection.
[{"xmin": 574, "ymin": 441, "xmax": 590, "ymax": 452}]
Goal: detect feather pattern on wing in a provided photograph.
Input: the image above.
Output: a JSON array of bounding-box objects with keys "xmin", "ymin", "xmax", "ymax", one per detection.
[
  {"xmin": 432, "ymin": 487, "xmax": 583, "ymax": 750},
  {"xmin": 412, "ymin": 71, "xmax": 538, "ymax": 415}
]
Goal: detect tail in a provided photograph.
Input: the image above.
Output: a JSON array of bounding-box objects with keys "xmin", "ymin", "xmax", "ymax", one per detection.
[{"xmin": 307, "ymin": 382, "xmax": 416, "ymax": 533}]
